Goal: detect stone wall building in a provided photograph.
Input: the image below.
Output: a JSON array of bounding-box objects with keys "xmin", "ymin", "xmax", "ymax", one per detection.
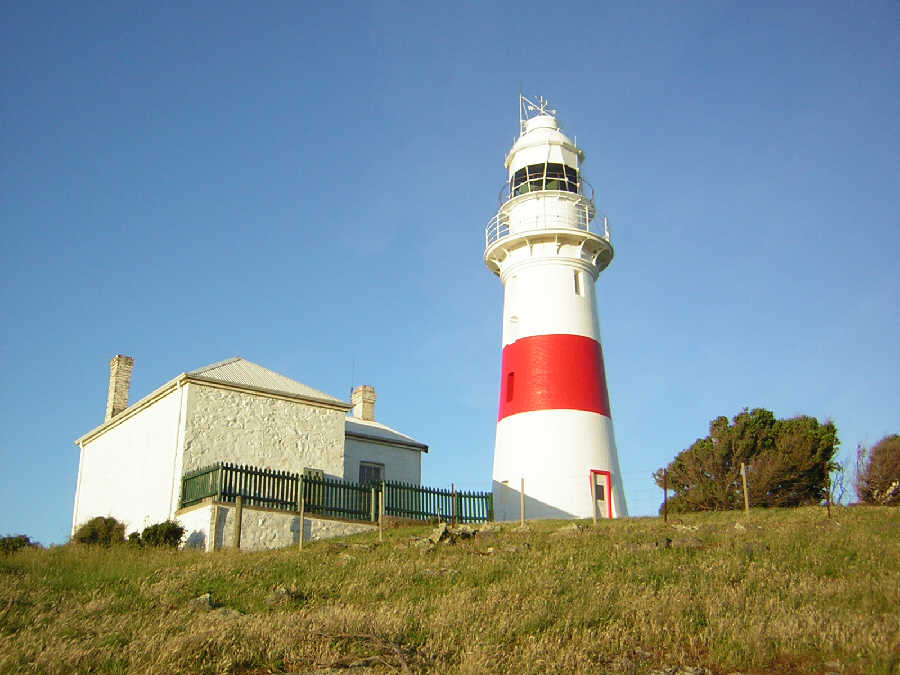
[{"xmin": 72, "ymin": 356, "xmax": 427, "ymax": 550}]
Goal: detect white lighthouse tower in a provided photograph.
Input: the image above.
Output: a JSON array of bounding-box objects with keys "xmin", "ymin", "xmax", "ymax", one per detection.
[{"xmin": 485, "ymin": 95, "xmax": 627, "ymax": 521}]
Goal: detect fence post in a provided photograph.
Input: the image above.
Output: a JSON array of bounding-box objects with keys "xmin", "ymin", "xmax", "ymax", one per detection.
[
  {"xmin": 297, "ymin": 476, "xmax": 305, "ymax": 551},
  {"xmin": 663, "ymin": 469, "xmax": 668, "ymax": 523},
  {"xmin": 740, "ymin": 463, "xmax": 749, "ymax": 516},
  {"xmin": 520, "ymin": 478, "xmax": 525, "ymax": 526},
  {"xmin": 378, "ymin": 488, "xmax": 384, "ymax": 543},
  {"xmin": 233, "ymin": 495, "xmax": 243, "ymax": 550},
  {"xmin": 451, "ymin": 483, "xmax": 456, "ymax": 527}
]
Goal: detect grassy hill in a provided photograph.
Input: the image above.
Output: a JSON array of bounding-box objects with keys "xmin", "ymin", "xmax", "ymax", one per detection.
[{"xmin": 1, "ymin": 506, "xmax": 897, "ymax": 674}]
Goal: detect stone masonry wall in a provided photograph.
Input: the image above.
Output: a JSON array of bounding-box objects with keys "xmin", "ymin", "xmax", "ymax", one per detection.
[
  {"xmin": 177, "ymin": 502, "xmax": 376, "ymax": 551},
  {"xmin": 181, "ymin": 383, "xmax": 345, "ymax": 477}
]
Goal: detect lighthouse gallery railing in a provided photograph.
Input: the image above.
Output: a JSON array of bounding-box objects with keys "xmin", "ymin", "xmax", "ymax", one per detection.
[{"xmin": 485, "ymin": 177, "xmax": 609, "ymax": 248}]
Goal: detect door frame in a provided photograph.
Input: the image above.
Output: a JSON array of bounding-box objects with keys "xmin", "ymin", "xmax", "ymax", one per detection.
[{"xmin": 588, "ymin": 469, "xmax": 613, "ymax": 519}]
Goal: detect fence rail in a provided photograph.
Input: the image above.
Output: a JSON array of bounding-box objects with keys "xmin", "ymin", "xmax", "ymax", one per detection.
[{"xmin": 180, "ymin": 463, "xmax": 492, "ymax": 524}]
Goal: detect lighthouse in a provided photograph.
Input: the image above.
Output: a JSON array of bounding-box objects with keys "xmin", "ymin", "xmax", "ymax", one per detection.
[{"xmin": 484, "ymin": 96, "xmax": 627, "ymax": 520}]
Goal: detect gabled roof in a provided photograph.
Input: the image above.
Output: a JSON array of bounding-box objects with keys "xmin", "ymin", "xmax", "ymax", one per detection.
[
  {"xmin": 187, "ymin": 357, "xmax": 346, "ymax": 407},
  {"xmin": 76, "ymin": 357, "xmax": 350, "ymax": 446},
  {"xmin": 345, "ymin": 417, "xmax": 429, "ymax": 452}
]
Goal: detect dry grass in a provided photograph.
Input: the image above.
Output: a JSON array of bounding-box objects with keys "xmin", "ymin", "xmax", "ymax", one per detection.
[{"xmin": 1, "ymin": 506, "xmax": 898, "ymax": 673}]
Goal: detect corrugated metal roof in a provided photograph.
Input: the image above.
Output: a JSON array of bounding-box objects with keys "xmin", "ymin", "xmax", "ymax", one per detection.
[
  {"xmin": 345, "ymin": 417, "xmax": 428, "ymax": 452},
  {"xmin": 187, "ymin": 357, "xmax": 348, "ymax": 407}
]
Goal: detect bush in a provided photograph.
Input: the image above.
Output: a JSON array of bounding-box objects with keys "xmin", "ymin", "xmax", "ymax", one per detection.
[
  {"xmin": 141, "ymin": 520, "xmax": 185, "ymax": 548},
  {"xmin": 73, "ymin": 516, "xmax": 126, "ymax": 546},
  {"xmin": 127, "ymin": 532, "xmax": 143, "ymax": 546},
  {"xmin": 1, "ymin": 534, "xmax": 40, "ymax": 554},
  {"xmin": 856, "ymin": 435, "xmax": 900, "ymax": 505}
]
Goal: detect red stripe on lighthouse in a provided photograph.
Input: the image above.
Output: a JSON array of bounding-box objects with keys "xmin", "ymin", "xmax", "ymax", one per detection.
[{"xmin": 498, "ymin": 333, "xmax": 611, "ymax": 421}]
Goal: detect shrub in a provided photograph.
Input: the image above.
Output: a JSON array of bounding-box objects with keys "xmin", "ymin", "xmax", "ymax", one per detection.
[
  {"xmin": 856, "ymin": 435, "xmax": 900, "ymax": 505},
  {"xmin": 73, "ymin": 516, "xmax": 126, "ymax": 546},
  {"xmin": 141, "ymin": 520, "xmax": 185, "ymax": 548},
  {"xmin": 0, "ymin": 534, "xmax": 39, "ymax": 554},
  {"xmin": 127, "ymin": 532, "xmax": 143, "ymax": 546}
]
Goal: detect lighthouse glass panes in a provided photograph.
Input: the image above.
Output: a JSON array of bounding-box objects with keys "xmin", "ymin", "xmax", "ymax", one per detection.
[
  {"xmin": 511, "ymin": 163, "xmax": 579, "ymax": 197},
  {"xmin": 484, "ymin": 96, "xmax": 628, "ymax": 520}
]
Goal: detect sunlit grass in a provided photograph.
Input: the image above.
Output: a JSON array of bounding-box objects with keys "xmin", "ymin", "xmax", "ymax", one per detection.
[{"xmin": 1, "ymin": 506, "xmax": 897, "ymax": 673}]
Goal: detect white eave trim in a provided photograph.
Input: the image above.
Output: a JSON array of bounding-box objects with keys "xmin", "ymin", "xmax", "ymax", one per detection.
[{"xmin": 344, "ymin": 430, "xmax": 429, "ymax": 453}]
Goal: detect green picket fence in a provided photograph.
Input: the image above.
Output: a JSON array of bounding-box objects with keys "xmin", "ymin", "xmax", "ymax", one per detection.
[
  {"xmin": 180, "ymin": 463, "xmax": 493, "ymax": 524},
  {"xmin": 382, "ymin": 480, "xmax": 493, "ymax": 524},
  {"xmin": 302, "ymin": 476, "xmax": 374, "ymax": 521}
]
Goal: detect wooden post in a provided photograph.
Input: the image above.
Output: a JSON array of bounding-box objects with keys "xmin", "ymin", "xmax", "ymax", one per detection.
[
  {"xmin": 298, "ymin": 491, "xmax": 305, "ymax": 551},
  {"xmin": 233, "ymin": 495, "xmax": 243, "ymax": 550},
  {"xmin": 451, "ymin": 483, "xmax": 456, "ymax": 527},
  {"xmin": 520, "ymin": 478, "xmax": 525, "ymax": 526},
  {"xmin": 826, "ymin": 475, "xmax": 832, "ymax": 519},
  {"xmin": 740, "ymin": 463, "xmax": 749, "ymax": 515},
  {"xmin": 378, "ymin": 489, "xmax": 384, "ymax": 543},
  {"xmin": 663, "ymin": 469, "xmax": 668, "ymax": 523}
]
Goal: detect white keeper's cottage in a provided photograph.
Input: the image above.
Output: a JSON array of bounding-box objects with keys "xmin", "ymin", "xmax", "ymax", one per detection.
[{"xmin": 72, "ymin": 355, "xmax": 427, "ymax": 550}]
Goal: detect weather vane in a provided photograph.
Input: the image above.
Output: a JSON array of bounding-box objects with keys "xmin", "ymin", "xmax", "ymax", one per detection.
[{"xmin": 519, "ymin": 94, "xmax": 557, "ymax": 135}]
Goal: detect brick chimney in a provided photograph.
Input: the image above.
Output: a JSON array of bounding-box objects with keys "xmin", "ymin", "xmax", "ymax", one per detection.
[
  {"xmin": 350, "ymin": 385, "xmax": 376, "ymax": 421},
  {"xmin": 105, "ymin": 355, "xmax": 134, "ymax": 421}
]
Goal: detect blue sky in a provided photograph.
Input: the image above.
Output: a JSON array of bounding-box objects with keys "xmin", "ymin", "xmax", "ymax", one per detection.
[{"xmin": 2, "ymin": 2, "xmax": 898, "ymax": 545}]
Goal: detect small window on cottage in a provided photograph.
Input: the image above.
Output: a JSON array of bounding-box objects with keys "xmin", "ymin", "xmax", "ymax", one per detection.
[{"xmin": 359, "ymin": 461, "xmax": 384, "ymax": 486}]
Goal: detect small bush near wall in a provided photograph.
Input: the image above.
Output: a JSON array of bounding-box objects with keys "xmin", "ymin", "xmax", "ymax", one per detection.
[
  {"xmin": 72, "ymin": 517, "xmax": 126, "ymax": 546},
  {"xmin": 1, "ymin": 534, "xmax": 40, "ymax": 554},
  {"xmin": 141, "ymin": 521, "xmax": 185, "ymax": 548}
]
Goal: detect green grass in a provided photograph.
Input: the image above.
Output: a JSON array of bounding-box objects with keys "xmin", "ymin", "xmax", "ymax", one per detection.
[{"xmin": 1, "ymin": 506, "xmax": 898, "ymax": 673}]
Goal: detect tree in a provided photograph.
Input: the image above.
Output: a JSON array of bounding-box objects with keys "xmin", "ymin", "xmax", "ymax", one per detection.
[
  {"xmin": 855, "ymin": 435, "xmax": 900, "ymax": 505},
  {"xmin": 654, "ymin": 408, "xmax": 838, "ymax": 513}
]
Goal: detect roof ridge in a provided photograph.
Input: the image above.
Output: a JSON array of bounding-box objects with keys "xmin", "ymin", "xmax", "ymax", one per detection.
[{"xmin": 187, "ymin": 356, "xmax": 243, "ymax": 376}]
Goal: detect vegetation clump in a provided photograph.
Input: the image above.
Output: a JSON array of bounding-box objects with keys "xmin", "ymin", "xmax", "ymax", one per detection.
[
  {"xmin": 654, "ymin": 408, "xmax": 838, "ymax": 512},
  {"xmin": 72, "ymin": 516, "xmax": 126, "ymax": 546},
  {"xmin": 856, "ymin": 434, "xmax": 900, "ymax": 505},
  {"xmin": 0, "ymin": 534, "xmax": 40, "ymax": 554},
  {"xmin": 140, "ymin": 520, "xmax": 185, "ymax": 548}
]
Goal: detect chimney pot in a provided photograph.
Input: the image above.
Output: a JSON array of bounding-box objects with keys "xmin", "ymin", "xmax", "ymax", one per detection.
[
  {"xmin": 350, "ymin": 385, "xmax": 376, "ymax": 421},
  {"xmin": 105, "ymin": 355, "xmax": 134, "ymax": 421}
]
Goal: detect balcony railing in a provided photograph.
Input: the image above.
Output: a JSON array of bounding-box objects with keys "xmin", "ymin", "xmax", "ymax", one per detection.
[{"xmin": 485, "ymin": 198, "xmax": 610, "ymax": 248}]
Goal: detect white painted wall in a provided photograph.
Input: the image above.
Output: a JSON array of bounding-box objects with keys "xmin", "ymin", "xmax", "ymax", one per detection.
[
  {"xmin": 492, "ymin": 409, "xmax": 627, "ymax": 520},
  {"xmin": 342, "ymin": 437, "xmax": 421, "ymax": 485},
  {"xmin": 181, "ymin": 383, "xmax": 345, "ymax": 478},
  {"xmin": 177, "ymin": 505, "xmax": 213, "ymax": 551},
  {"xmin": 72, "ymin": 386, "xmax": 185, "ymax": 537}
]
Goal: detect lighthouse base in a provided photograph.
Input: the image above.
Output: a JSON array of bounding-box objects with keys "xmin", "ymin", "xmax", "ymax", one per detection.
[{"xmin": 491, "ymin": 409, "xmax": 627, "ymax": 521}]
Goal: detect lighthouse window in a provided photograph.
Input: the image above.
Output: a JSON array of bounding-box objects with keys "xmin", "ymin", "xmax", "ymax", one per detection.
[
  {"xmin": 512, "ymin": 163, "xmax": 579, "ymax": 196},
  {"xmin": 506, "ymin": 371, "xmax": 515, "ymax": 402},
  {"xmin": 574, "ymin": 270, "xmax": 583, "ymax": 296}
]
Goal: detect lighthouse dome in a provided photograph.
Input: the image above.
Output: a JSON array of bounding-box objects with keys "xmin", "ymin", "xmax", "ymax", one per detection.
[{"xmin": 505, "ymin": 115, "xmax": 584, "ymax": 175}]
